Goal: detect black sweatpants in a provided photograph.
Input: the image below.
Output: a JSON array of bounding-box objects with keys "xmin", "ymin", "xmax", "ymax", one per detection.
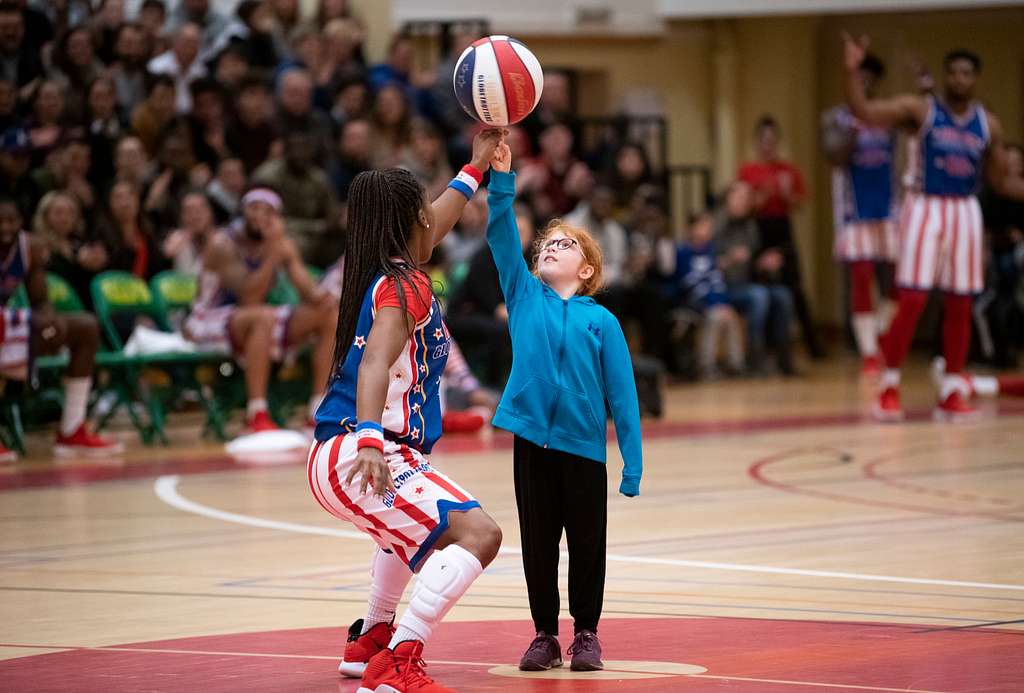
[{"xmin": 513, "ymin": 435, "xmax": 607, "ymax": 636}]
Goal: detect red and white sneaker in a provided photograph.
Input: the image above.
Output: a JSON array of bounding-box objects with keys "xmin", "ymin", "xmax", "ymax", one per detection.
[
  {"xmin": 0, "ymin": 442, "xmax": 17, "ymax": 463},
  {"xmin": 361, "ymin": 640, "xmax": 454, "ymax": 693},
  {"xmin": 340, "ymin": 619, "xmax": 395, "ymax": 678},
  {"xmin": 54, "ymin": 424, "xmax": 125, "ymax": 457},
  {"xmin": 244, "ymin": 410, "xmax": 279, "ymax": 434},
  {"xmin": 872, "ymin": 387, "xmax": 904, "ymax": 422},
  {"xmin": 860, "ymin": 355, "xmax": 882, "ymax": 376},
  {"xmin": 933, "ymin": 391, "xmax": 980, "ymax": 423}
]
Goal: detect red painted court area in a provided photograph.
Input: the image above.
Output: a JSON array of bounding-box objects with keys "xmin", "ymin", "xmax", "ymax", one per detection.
[{"xmin": 2, "ymin": 617, "xmax": 1020, "ymax": 692}]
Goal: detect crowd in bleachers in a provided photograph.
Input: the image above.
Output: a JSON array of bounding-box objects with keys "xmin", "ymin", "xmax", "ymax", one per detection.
[{"xmin": 4, "ymin": 0, "xmax": 1024, "ymax": 427}]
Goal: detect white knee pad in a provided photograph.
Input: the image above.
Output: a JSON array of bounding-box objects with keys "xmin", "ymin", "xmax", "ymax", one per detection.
[{"xmin": 399, "ymin": 544, "xmax": 482, "ymax": 641}]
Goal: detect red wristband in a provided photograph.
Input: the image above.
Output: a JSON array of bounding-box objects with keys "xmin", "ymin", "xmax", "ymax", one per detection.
[{"xmin": 461, "ymin": 164, "xmax": 483, "ymax": 184}]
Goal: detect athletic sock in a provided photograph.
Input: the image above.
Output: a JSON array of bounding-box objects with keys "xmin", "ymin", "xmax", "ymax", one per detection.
[
  {"xmin": 60, "ymin": 377, "xmax": 91, "ymax": 436},
  {"xmin": 881, "ymin": 368, "xmax": 901, "ymax": 390},
  {"xmin": 246, "ymin": 398, "xmax": 268, "ymax": 419},
  {"xmin": 852, "ymin": 313, "xmax": 879, "ymax": 357},
  {"xmin": 880, "ymin": 290, "xmax": 928, "ymax": 369},
  {"xmin": 388, "ymin": 544, "xmax": 482, "ymax": 648},
  {"xmin": 362, "ymin": 548, "xmax": 413, "ymax": 634}
]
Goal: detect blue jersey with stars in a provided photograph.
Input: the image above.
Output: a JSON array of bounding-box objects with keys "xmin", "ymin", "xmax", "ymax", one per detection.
[
  {"xmin": 0, "ymin": 231, "xmax": 30, "ymax": 306},
  {"xmin": 314, "ymin": 271, "xmax": 449, "ymax": 453}
]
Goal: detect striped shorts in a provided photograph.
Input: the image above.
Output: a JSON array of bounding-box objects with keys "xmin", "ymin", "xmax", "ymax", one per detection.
[
  {"xmin": 0, "ymin": 307, "xmax": 30, "ymax": 380},
  {"xmin": 834, "ymin": 220, "xmax": 898, "ymax": 263},
  {"xmin": 896, "ymin": 193, "xmax": 983, "ymax": 295},
  {"xmin": 307, "ymin": 434, "xmax": 480, "ymax": 571},
  {"xmin": 183, "ymin": 304, "xmax": 293, "ymax": 361}
]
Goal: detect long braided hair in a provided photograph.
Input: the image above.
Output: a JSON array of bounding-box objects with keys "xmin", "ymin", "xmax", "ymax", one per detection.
[{"xmin": 330, "ymin": 168, "xmax": 429, "ymax": 381}]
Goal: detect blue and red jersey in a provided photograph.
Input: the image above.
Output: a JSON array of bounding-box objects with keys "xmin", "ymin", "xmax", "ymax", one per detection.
[
  {"xmin": 829, "ymin": 106, "xmax": 895, "ymax": 224},
  {"xmin": 0, "ymin": 232, "xmax": 30, "ymax": 306},
  {"xmin": 314, "ymin": 270, "xmax": 449, "ymax": 453},
  {"xmin": 913, "ymin": 95, "xmax": 990, "ymax": 198}
]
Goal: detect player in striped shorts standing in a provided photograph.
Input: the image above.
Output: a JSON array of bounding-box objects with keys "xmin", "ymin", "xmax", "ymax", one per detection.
[
  {"xmin": 822, "ymin": 53, "xmax": 898, "ymax": 374},
  {"xmin": 843, "ymin": 35, "xmax": 1024, "ymax": 420},
  {"xmin": 309, "ymin": 130, "xmax": 504, "ymax": 693}
]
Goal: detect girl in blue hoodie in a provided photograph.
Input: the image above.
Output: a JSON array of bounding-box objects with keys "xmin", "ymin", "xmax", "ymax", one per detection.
[{"xmin": 486, "ymin": 142, "xmax": 643, "ymax": 673}]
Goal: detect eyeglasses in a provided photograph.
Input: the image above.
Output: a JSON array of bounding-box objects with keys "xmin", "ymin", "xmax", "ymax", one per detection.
[{"xmin": 541, "ymin": 237, "xmax": 580, "ymax": 252}]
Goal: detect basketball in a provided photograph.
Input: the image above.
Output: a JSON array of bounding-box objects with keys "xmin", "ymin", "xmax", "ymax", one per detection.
[{"xmin": 453, "ymin": 35, "xmax": 544, "ymax": 127}]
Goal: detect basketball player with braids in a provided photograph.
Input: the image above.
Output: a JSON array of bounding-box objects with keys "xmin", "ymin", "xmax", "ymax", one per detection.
[
  {"xmin": 308, "ymin": 129, "xmax": 504, "ymax": 693},
  {"xmin": 843, "ymin": 35, "xmax": 1024, "ymax": 420}
]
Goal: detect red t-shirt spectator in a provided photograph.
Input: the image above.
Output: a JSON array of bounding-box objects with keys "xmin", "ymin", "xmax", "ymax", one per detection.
[{"xmin": 737, "ymin": 160, "xmax": 805, "ymax": 219}]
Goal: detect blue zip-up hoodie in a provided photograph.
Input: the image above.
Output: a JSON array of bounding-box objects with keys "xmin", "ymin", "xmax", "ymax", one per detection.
[{"xmin": 487, "ymin": 170, "xmax": 642, "ymax": 497}]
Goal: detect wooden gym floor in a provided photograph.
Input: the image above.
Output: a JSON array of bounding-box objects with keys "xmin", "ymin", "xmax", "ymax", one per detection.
[{"xmin": 1, "ymin": 357, "xmax": 1022, "ymax": 692}]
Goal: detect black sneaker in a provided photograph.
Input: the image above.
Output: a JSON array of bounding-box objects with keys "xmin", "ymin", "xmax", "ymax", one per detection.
[
  {"xmin": 568, "ymin": 629, "xmax": 603, "ymax": 671},
  {"xmin": 518, "ymin": 631, "xmax": 562, "ymax": 671}
]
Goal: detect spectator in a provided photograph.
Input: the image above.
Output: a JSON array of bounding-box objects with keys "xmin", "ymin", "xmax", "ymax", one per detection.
[
  {"xmin": 185, "ymin": 78, "xmax": 229, "ymax": 169},
  {"xmin": 206, "ymin": 156, "xmax": 245, "ymax": 223},
  {"xmin": 33, "ymin": 189, "xmax": 107, "ymax": 306},
  {"xmin": 565, "ymin": 183, "xmax": 628, "ymax": 288},
  {"xmin": 227, "ymin": 75, "xmax": 278, "ymax": 174},
  {"xmin": 330, "ymin": 117, "xmax": 371, "ymax": 201},
  {"xmin": 252, "ymin": 130, "xmax": 339, "ymax": 265},
  {"xmin": 330, "ymin": 75, "xmax": 369, "ymax": 129},
  {"xmin": 442, "ymin": 193, "xmax": 487, "ymax": 266},
  {"xmin": 0, "ymin": 126, "xmax": 35, "ymax": 215},
  {"xmin": 428, "ymin": 25, "xmax": 479, "ymax": 138},
  {"xmin": 88, "ymin": 0, "xmax": 124, "ymax": 64},
  {"xmin": 738, "ymin": 115, "xmax": 822, "ymax": 358},
  {"xmin": 714, "ymin": 180, "xmax": 795, "ymax": 375},
  {"xmin": 209, "ymin": 44, "xmax": 249, "ymax": 94},
  {"xmin": 521, "ymin": 69, "xmax": 581, "ymax": 154},
  {"xmin": 518, "ymin": 122, "xmax": 591, "ymax": 218},
  {"xmin": 113, "ymin": 135, "xmax": 153, "ymax": 190},
  {"xmin": 147, "ymin": 21, "xmax": 206, "ymax": 114},
  {"xmin": 447, "ymin": 203, "xmax": 536, "ymax": 385},
  {"xmin": 208, "ymin": 0, "xmax": 279, "ymax": 70},
  {"xmin": 0, "ymin": 3, "xmax": 42, "ymax": 90},
  {"xmin": 49, "ymin": 26, "xmax": 104, "ymax": 125},
  {"xmin": 276, "ymin": 24, "xmax": 337, "ymax": 113},
  {"xmin": 368, "ymin": 82, "xmax": 411, "ymax": 169},
  {"xmin": 162, "ymin": 189, "xmax": 216, "ymax": 275},
  {"xmin": 608, "ymin": 142, "xmax": 655, "ymax": 219},
  {"xmin": 321, "ymin": 18, "xmax": 365, "ymax": 87},
  {"xmin": 979, "ymin": 143, "xmax": 1024, "ymax": 366},
  {"xmin": 316, "ymin": 0, "xmax": 355, "ymax": 27},
  {"xmin": 32, "ymin": 138, "xmax": 95, "ymax": 217},
  {"xmin": 130, "ymin": 73, "xmax": 176, "ymax": 157},
  {"xmin": 269, "ymin": 0, "xmax": 301, "ymax": 51},
  {"xmin": 137, "ymin": 0, "xmax": 169, "ymax": 57},
  {"xmin": 143, "ymin": 119, "xmax": 199, "ymax": 233},
  {"xmin": 274, "ymin": 67, "xmax": 333, "ymax": 163},
  {"xmin": 85, "ymin": 76, "xmax": 125, "ymax": 191},
  {"xmin": 168, "ymin": 0, "xmax": 229, "ymax": 51},
  {"xmin": 674, "ymin": 212, "xmax": 744, "ymax": 379},
  {"xmin": 96, "ymin": 178, "xmax": 166, "ymax": 280},
  {"xmin": 108, "ymin": 23, "xmax": 150, "ymax": 118},
  {"xmin": 368, "ymin": 34, "xmax": 415, "ymax": 92},
  {"xmin": 400, "ymin": 118, "xmax": 452, "ymax": 198},
  {"xmin": 27, "ymin": 80, "xmax": 69, "ymax": 169}
]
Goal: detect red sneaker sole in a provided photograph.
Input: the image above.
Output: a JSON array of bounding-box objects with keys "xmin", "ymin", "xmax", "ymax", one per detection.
[{"xmin": 338, "ymin": 660, "xmax": 368, "ymax": 677}]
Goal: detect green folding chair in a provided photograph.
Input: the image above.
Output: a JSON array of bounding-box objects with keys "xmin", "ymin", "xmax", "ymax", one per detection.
[{"xmin": 150, "ymin": 271, "xmax": 197, "ymax": 332}]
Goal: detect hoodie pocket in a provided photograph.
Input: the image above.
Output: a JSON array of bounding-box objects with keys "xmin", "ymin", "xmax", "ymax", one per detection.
[
  {"xmin": 553, "ymin": 388, "xmax": 601, "ymax": 440},
  {"xmin": 509, "ymin": 376, "xmax": 554, "ymax": 423}
]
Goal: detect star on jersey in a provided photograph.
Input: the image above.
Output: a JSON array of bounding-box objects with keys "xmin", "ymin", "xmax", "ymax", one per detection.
[
  {"xmin": 353, "ymin": 335, "xmax": 366, "ymax": 349},
  {"xmin": 414, "ymin": 486, "xmax": 425, "ymax": 495},
  {"xmin": 411, "ymin": 427, "xmax": 420, "ymax": 438},
  {"xmin": 433, "ymin": 328, "xmax": 444, "ymax": 340},
  {"xmin": 418, "ymin": 365, "xmax": 426, "ymax": 374},
  {"xmin": 411, "ymin": 403, "xmax": 421, "ymax": 413}
]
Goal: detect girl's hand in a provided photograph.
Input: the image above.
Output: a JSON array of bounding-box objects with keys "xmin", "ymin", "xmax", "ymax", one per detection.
[
  {"xmin": 491, "ymin": 141, "xmax": 512, "ymax": 173},
  {"xmin": 345, "ymin": 448, "xmax": 396, "ymax": 496},
  {"xmin": 470, "ymin": 128, "xmax": 506, "ymax": 172}
]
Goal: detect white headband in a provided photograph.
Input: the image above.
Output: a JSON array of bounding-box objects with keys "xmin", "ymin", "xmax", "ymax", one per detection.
[{"xmin": 241, "ymin": 188, "xmax": 283, "ymax": 212}]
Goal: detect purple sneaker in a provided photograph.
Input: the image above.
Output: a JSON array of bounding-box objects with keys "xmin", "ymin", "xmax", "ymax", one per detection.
[
  {"xmin": 568, "ymin": 630, "xmax": 603, "ymax": 671},
  {"xmin": 518, "ymin": 632, "xmax": 562, "ymax": 671}
]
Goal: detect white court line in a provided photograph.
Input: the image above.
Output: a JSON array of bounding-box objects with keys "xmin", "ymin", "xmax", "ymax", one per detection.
[{"xmin": 154, "ymin": 475, "xmax": 1024, "ymax": 592}]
